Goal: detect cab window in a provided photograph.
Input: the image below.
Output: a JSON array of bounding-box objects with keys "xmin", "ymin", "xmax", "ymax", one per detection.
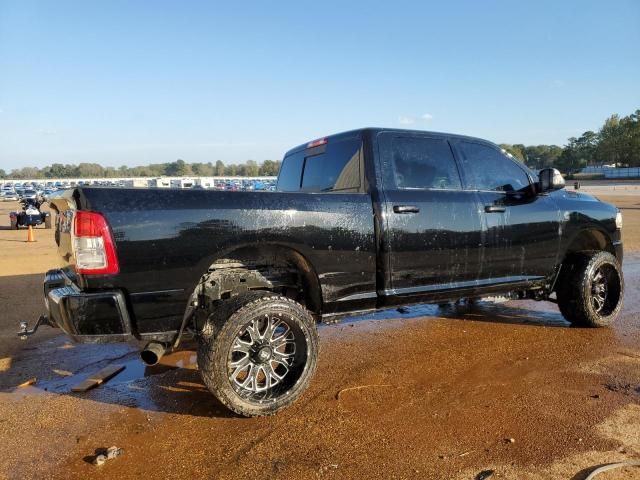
[
  {"xmin": 457, "ymin": 141, "xmax": 531, "ymax": 192},
  {"xmin": 390, "ymin": 136, "xmax": 462, "ymax": 190},
  {"xmin": 277, "ymin": 137, "xmax": 362, "ymax": 193},
  {"xmin": 276, "ymin": 152, "xmax": 304, "ymax": 192}
]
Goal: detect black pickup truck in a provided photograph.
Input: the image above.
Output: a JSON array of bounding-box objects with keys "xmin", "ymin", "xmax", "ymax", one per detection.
[{"xmin": 27, "ymin": 128, "xmax": 624, "ymax": 416}]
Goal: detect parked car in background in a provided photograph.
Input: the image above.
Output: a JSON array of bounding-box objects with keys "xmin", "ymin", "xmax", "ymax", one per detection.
[
  {"xmin": 42, "ymin": 189, "xmax": 59, "ymax": 201},
  {"xmin": 2, "ymin": 192, "xmax": 19, "ymax": 201},
  {"xmin": 22, "ymin": 189, "xmax": 39, "ymax": 202}
]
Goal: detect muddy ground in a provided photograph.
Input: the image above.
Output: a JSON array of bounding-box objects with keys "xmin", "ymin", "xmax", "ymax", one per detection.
[{"xmin": 0, "ymin": 194, "xmax": 638, "ymax": 480}]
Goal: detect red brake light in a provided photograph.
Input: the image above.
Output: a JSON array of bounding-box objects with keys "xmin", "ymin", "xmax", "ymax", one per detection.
[
  {"xmin": 75, "ymin": 211, "xmax": 104, "ymax": 237},
  {"xmin": 73, "ymin": 211, "xmax": 119, "ymax": 275},
  {"xmin": 306, "ymin": 137, "xmax": 327, "ymax": 148}
]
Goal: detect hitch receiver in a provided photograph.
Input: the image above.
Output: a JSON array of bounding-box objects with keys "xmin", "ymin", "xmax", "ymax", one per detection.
[{"xmin": 18, "ymin": 315, "xmax": 49, "ymax": 340}]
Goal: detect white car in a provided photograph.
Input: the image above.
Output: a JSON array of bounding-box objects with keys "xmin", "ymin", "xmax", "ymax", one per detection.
[
  {"xmin": 2, "ymin": 192, "xmax": 19, "ymax": 201},
  {"xmin": 21, "ymin": 189, "xmax": 38, "ymax": 201}
]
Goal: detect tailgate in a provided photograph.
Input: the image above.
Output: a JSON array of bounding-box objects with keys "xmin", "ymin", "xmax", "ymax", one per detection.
[{"xmin": 48, "ymin": 190, "xmax": 77, "ymax": 267}]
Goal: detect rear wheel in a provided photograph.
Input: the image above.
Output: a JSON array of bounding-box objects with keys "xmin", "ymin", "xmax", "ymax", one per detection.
[
  {"xmin": 198, "ymin": 291, "xmax": 319, "ymax": 417},
  {"xmin": 44, "ymin": 215, "xmax": 52, "ymax": 229},
  {"xmin": 556, "ymin": 251, "xmax": 623, "ymax": 327}
]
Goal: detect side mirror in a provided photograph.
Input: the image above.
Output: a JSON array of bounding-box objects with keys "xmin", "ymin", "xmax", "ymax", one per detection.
[{"xmin": 538, "ymin": 168, "xmax": 565, "ymax": 192}]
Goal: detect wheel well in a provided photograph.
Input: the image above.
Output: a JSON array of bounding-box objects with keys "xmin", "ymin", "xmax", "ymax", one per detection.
[
  {"xmin": 564, "ymin": 229, "xmax": 614, "ymax": 258},
  {"xmin": 196, "ymin": 246, "xmax": 322, "ymax": 315}
]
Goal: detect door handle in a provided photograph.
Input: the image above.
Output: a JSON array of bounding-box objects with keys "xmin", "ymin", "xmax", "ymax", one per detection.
[
  {"xmin": 484, "ymin": 205, "xmax": 506, "ymax": 213},
  {"xmin": 393, "ymin": 205, "xmax": 420, "ymax": 214}
]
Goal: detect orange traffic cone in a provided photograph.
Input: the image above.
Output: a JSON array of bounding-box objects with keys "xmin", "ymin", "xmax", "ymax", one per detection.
[{"xmin": 27, "ymin": 225, "xmax": 35, "ymax": 243}]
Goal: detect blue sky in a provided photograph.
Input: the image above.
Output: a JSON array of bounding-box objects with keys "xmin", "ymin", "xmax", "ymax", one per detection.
[{"xmin": 1, "ymin": 0, "xmax": 638, "ymax": 170}]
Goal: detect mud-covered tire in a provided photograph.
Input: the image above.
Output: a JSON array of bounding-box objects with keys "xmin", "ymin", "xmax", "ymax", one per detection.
[
  {"xmin": 556, "ymin": 251, "xmax": 623, "ymax": 327},
  {"xmin": 197, "ymin": 291, "xmax": 319, "ymax": 417},
  {"xmin": 10, "ymin": 217, "xmax": 17, "ymax": 230},
  {"xmin": 44, "ymin": 215, "xmax": 52, "ymax": 229}
]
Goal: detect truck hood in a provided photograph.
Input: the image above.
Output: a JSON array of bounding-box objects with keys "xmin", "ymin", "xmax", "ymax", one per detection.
[{"xmin": 550, "ymin": 188, "xmax": 601, "ymax": 203}]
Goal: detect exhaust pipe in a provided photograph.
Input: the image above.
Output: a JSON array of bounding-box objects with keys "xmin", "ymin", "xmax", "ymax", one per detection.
[{"xmin": 140, "ymin": 342, "xmax": 169, "ymax": 366}]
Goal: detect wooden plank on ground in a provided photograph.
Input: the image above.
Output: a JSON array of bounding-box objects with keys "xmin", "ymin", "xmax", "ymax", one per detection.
[
  {"xmin": 17, "ymin": 377, "xmax": 37, "ymax": 388},
  {"xmin": 71, "ymin": 364, "xmax": 125, "ymax": 393}
]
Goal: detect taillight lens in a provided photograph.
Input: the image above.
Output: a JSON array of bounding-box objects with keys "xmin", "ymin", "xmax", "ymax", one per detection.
[{"xmin": 73, "ymin": 211, "xmax": 119, "ymax": 275}]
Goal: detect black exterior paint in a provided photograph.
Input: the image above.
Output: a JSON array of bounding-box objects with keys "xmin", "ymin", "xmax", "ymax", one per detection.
[{"xmin": 46, "ymin": 128, "xmax": 623, "ymax": 341}]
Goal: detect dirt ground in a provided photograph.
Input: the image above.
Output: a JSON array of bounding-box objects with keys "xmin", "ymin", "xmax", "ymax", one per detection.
[{"xmin": 0, "ymin": 194, "xmax": 638, "ymax": 480}]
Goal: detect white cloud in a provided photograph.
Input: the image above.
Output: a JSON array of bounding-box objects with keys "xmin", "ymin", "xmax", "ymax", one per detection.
[
  {"xmin": 399, "ymin": 113, "xmax": 434, "ymax": 125},
  {"xmin": 37, "ymin": 128, "xmax": 59, "ymax": 136}
]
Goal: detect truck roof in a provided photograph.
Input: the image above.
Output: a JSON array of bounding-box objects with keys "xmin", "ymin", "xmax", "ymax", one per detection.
[{"xmin": 283, "ymin": 127, "xmax": 497, "ymax": 158}]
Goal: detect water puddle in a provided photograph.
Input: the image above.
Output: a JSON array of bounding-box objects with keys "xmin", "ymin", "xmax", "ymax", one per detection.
[
  {"xmin": 10, "ymin": 350, "xmax": 198, "ymax": 395},
  {"xmin": 109, "ymin": 350, "xmax": 198, "ymax": 385},
  {"xmin": 333, "ymin": 298, "xmax": 569, "ymax": 331}
]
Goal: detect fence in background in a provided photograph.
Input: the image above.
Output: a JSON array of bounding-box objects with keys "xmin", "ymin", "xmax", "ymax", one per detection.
[{"xmin": 581, "ymin": 166, "xmax": 640, "ymax": 178}]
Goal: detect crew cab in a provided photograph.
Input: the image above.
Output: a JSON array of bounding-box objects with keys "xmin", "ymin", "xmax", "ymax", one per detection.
[{"xmin": 26, "ymin": 128, "xmax": 624, "ymax": 416}]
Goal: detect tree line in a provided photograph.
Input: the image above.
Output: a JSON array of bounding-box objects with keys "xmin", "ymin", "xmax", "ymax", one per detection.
[
  {"xmin": 1, "ymin": 108, "xmax": 637, "ymax": 179},
  {"xmin": 0, "ymin": 159, "xmax": 281, "ymax": 180},
  {"xmin": 500, "ymin": 108, "xmax": 639, "ymax": 171}
]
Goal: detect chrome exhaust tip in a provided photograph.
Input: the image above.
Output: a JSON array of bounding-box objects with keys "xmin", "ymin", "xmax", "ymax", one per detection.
[{"xmin": 140, "ymin": 342, "xmax": 168, "ymax": 366}]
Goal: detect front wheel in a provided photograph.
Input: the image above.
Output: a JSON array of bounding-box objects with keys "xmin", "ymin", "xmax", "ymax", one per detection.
[
  {"xmin": 198, "ymin": 292, "xmax": 319, "ymax": 417},
  {"xmin": 556, "ymin": 251, "xmax": 624, "ymax": 327}
]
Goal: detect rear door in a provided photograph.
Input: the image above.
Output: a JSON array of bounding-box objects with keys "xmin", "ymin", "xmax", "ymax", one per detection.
[
  {"xmin": 377, "ymin": 132, "xmax": 484, "ymax": 294},
  {"xmin": 451, "ymin": 140, "xmax": 561, "ymax": 282},
  {"xmin": 276, "ymin": 133, "xmax": 377, "ymax": 310}
]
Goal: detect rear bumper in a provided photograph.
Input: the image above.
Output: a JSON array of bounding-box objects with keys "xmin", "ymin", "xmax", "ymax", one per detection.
[{"xmin": 45, "ymin": 269, "xmax": 134, "ymax": 343}]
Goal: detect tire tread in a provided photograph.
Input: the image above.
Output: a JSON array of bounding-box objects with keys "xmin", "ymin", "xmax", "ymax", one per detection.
[{"xmin": 197, "ymin": 291, "xmax": 318, "ymax": 417}]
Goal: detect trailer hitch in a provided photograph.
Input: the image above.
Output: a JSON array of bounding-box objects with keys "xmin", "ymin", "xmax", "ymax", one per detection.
[{"xmin": 18, "ymin": 315, "xmax": 49, "ymax": 340}]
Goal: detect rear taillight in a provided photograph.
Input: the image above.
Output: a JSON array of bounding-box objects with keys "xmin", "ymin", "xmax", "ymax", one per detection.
[{"xmin": 73, "ymin": 211, "xmax": 119, "ymax": 275}]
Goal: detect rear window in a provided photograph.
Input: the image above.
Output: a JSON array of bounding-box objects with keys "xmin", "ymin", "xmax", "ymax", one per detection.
[
  {"xmin": 276, "ymin": 153, "xmax": 305, "ymax": 192},
  {"xmin": 277, "ymin": 137, "xmax": 362, "ymax": 193}
]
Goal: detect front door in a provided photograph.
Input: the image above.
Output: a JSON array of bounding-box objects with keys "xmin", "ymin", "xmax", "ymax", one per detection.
[
  {"xmin": 452, "ymin": 139, "xmax": 561, "ymax": 282},
  {"xmin": 377, "ymin": 132, "xmax": 484, "ymax": 294}
]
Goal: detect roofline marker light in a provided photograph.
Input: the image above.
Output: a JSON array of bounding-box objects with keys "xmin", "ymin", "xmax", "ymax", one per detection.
[{"xmin": 306, "ymin": 138, "xmax": 328, "ymax": 148}]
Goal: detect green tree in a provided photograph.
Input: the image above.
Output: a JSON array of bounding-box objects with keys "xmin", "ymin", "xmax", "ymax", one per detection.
[
  {"xmin": 215, "ymin": 160, "xmax": 225, "ymax": 176},
  {"xmin": 104, "ymin": 166, "xmax": 118, "ymax": 178},
  {"xmin": 259, "ymin": 160, "xmax": 280, "ymax": 175},
  {"xmin": 42, "ymin": 163, "xmax": 69, "ymax": 178},
  {"xmin": 612, "ymin": 110, "xmax": 640, "ymax": 166},
  {"xmin": 244, "ymin": 160, "xmax": 259, "ymax": 177},
  {"xmin": 556, "ymin": 138, "xmax": 587, "ymax": 172},
  {"xmin": 523, "ymin": 145, "xmax": 563, "ymax": 169},
  {"xmin": 225, "ymin": 164, "xmax": 238, "ymax": 176},
  {"xmin": 596, "ymin": 115, "xmax": 622, "ymax": 165},
  {"xmin": 500, "ymin": 144, "xmax": 525, "ymax": 162},
  {"xmin": 10, "ymin": 166, "xmax": 42, "ymax": 179},
  {"xmin": 0, "ymin": 169, "xmax": 6, "ymax": 178},
  {"xmin": 191, "ymin": 162, "xmax": 214, "ymax": 176},
  {"xmin": 166, "ymin": 159, "xmax": 192, "ymax": 176},
  {"xmin": 76, "ymin": 163, "xmax": 105, "ymax": 177}
]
